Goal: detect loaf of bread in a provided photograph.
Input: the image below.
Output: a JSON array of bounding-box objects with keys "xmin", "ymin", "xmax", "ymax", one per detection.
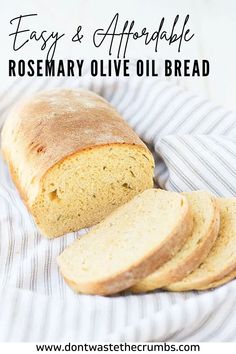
[
  {"xmin": 1, "ymin": 89, "xmax": 154, "ymax": 237},
  {"xmin": 57, "ymin": 189, "xmax": 193, "ymax": 295},
  {"xmin": 167, "ymin": 199, "xmax": 236, "ymax": 291},
  {"xmin": 131, "ymin": 191, "xmax": 220, "ymax": 292}
]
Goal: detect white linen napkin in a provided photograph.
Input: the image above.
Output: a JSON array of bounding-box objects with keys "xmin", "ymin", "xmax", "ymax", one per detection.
[{"xmin": 0, "ymin": 75, "xmax": 236, "ymax": 342}]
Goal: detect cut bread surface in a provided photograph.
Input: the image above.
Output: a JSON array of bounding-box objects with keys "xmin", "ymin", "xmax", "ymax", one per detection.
[
  {"xmin": 131, "ymin": 191, "xmax": 220, "ymax": 293},
  {"xmin": 57, "ymin": 189, "xmax": 193, "ymax": 295},
  {"xmin": 167, "ymin": 198, "xmax": 236, "ymax": 291},
  {"xmin": 1, "ymin": 89, "xmax": 154, "ymax": 237},
  {"xmin": 32, "ymin": 144, "xmax": 154, "ymax": 237}
]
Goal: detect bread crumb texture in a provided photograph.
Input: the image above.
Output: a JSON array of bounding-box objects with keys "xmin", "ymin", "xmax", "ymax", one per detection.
[
  {"xmin": 57, "ymin": 189, "xmax": 192, "ymax": 295},
  {"xmin": 167, "ymin": 198, "xmax": 236, "ymax": 291},
  {"xmin": 33, "ymin": 145, "xmax": 154, "ymax": 237},
  {"xmin": 1, "ymin": 89, "xmax": 154, "ymax": 237},
  {"xmin": 131, "ymin": 191, "xmax": 220, "ymax": 292}
]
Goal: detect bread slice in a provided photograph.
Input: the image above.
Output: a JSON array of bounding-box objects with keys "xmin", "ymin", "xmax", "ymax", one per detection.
[
  {"xmin": 57, "ymin": 189, "xmax": 193, "ymax": 295},
  {"xmin": 131, "ymin": 191, "xmax": 220, "ymax": 293},
  {"xmin": 167, "ymin": 198, "xmax": 236, "ymax": 291},
  {"xmin": 1, "ymin": 89, "xmax": 154, "ymax": 238},
  {"xmin": 197, "ymin": 269, "xmax": 236, "ymax": 290}
]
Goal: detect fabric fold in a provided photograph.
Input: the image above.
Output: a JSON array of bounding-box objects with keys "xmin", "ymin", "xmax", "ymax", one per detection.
[{"xmin": 0, "ymin": 75, "xmax": 236, "ymax": 341}]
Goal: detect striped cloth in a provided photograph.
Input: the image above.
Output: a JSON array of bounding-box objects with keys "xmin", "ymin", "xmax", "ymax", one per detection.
[{"xmin": 0, "ymin": 74, "xmax": 236, "ymax": 342}]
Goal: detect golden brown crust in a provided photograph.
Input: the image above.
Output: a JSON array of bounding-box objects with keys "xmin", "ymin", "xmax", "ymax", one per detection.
[
  {"xmin": 1, "ymin": 89, "xmax": 152, "ymax": 207},
  {"xmin": 197, "ymin": 268, "xmax": 236, "ymax": 290},
  {"xmin": 57, "ymin": 192, "xmax": 193, "ymax": 296},
  {"xmin": 164, "ymin": 197, "xmax": 220, "ymax": 283},
  {"xmin": 5, "ymin": 142, "xmax": 152, "ymax": 206},
  {"xmin": 7, "ymin": 158, "xmax": 28, "ymax": 203},
  {"xmin": 167, "ymin": 199, "xmax": 236, "ymax": 292},
  {"xmin": 168, "ymin": 263, "xmax": 236, "ymax": 292},
  {"xmin": 131, "ymin": 194, "xmax": 220, "ymax": 293}
]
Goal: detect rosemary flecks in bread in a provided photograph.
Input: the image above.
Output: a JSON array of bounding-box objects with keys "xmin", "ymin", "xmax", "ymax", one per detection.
[{"xmin": 1, "ymin": 89, "xmax": 154, "ymax": 238}]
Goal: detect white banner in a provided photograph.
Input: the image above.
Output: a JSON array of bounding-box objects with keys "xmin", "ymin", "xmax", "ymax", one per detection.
[{"xmin": 0, "ymin": 342, "xmax": 235, "ymax": 354}]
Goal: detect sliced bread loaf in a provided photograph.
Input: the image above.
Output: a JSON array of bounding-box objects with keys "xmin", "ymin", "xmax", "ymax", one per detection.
[
  {"xmin": 1, "ymin": 89, "xmax": 154, "ymax": 238},
  {"xmin": 197, "ymin": 269, "xmax": 236, "ymax": 290},
  {"xmin": 131, "ymin": 191, "xmax": 220, "ymax": 293},
  {"xmin": 57, "ymin": 189, "xmax": 193, "ymax": 295},
  {"xmin": 167, "ymin": 198, "xmax": 236, "ymax": 291}
]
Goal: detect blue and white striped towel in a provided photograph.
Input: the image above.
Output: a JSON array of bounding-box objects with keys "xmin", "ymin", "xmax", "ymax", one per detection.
[{"xmin": 0, "ymin": 74, "xmax": 236, "ymax": 342}]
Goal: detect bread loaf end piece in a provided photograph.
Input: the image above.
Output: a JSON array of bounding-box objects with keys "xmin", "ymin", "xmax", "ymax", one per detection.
[{"xmin": 1, "ymin": 89, "xmax": 154, "ymax": 237}]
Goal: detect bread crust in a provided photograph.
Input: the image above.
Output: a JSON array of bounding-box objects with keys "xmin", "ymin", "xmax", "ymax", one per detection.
[
  {"xmin": 167, "ymin": 199, "xmax": 236, "ymax": 292},
  {"xmin": 197, "ymin": 268, "xmax": 236, "ymax": 290},
  {"xmin": 1, "ymin": 89, "xmax": 152, "ymax": 207},
  {"xmin": 131, "ymin": 193, "xmax": 220, "ymax": 293},
  {"xmin": 167, "ymin": 263, "xmax": 236, "ymax": 292},
  {"xmin": 57, "ymin": 191, "xmax": 193, "ymax": 295},
  {"xmin": 5, "ymin": 142, "xmax": 153, "ymax": 206}
]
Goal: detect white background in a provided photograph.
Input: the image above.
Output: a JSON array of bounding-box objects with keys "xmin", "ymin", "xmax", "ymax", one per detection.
[{"xmin": 1, "ymin": 0, "xmax": 236, "ymax": 111}]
